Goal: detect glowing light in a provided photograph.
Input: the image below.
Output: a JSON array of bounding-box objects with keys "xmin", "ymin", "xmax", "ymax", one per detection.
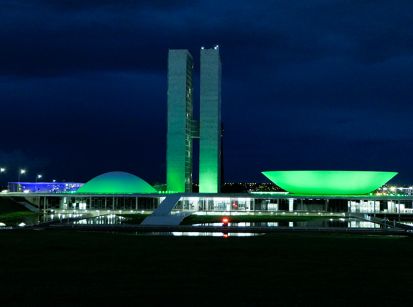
[
  {"xmin": 166, "ymin": 50, "xmax": 194, "ymax": 192},
  {"xmin": 77, "ymin": 171, "xmax": 156, "ymax": 194},
  {"xmin": 199, "ymin": 47, "xmax": 221, "ymax": 193},
  {"xmin": 262, "ymin": 170, "xmax": 397, "ymax": 195}
]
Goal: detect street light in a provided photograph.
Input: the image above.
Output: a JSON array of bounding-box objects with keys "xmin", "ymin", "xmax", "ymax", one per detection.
[
  {"xmin": 36, "ymin": 174, "xmax": 42, "ymax": 183},
  {"xmin": 0, "ymin": 168, "xmax": 6, "ymax": 191},
  {"xmin": 17, "ymin": 169, "xmax": 26, "ymax": 192}
]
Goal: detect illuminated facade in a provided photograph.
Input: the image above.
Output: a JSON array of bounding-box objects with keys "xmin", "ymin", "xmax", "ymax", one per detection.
[
  {"xmin": 3, "ymin": 171, "xmax": 404, "ymax": 218},
  {"xmin": 166, "ymin": 50, "xmax": 194, "ymax": 192},
  {"xmin": 77, "ymin": 171, "xmax": 156, "ymax": 194},
  {"xmin": 166, "ymin": 46, "xmax": 222, "ymax": 193},
  {"xmin": 8, "ymin": 182, "xmax": 83, "ymax": 193},
  {"xmin": 9, "ymin": 191, "xmax": 413, "ymax": 216},
  {"xmin": 262, "ymin": 171, "xmax": 398, "ymax": 195},
  {"xmin": 199, "ymin": 46, "xmax": 222, "ymax": 193}
]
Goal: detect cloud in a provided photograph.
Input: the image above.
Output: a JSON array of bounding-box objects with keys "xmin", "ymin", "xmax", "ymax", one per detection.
[
  {"xmin": 2, "ymin": 0, "xmax": 413, "ymax": 182},
  {"xmin": 5, "ymin": 0, "xmax": 194, "ymax": 11},
  {"xmin": 1, "ymin": 0, "xmax": 412, "ymax": 77}
]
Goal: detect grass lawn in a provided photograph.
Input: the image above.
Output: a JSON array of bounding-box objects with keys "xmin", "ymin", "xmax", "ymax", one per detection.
[
  {"xmin": 0, "ymin": 211, "xmax": 39, "ymax": 226},
  {"xmin": 0, "ymin": 230, "xmax": 412, "ymax": 306}
]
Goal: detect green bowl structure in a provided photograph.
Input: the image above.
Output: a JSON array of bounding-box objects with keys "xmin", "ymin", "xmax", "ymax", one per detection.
[{"xmin": 262, "ymin": 170, "xmax": 398, "ymax": 195}]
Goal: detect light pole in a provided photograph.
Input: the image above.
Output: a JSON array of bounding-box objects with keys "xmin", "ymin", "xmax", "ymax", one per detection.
[
  {"xmin": 17, "ymin": 169, "xmax": 26, "ymax": 192},
  {"xmin": 36, "ymin": 174, "xmax": 42, "ymax": 183},
  {"xmin": 0, "ymin": 168, "xmax": 6, "ymax": 191}
]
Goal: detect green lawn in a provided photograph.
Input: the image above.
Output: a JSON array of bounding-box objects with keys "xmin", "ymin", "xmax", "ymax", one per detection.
[
  {"xmin": 0, "ymin": 230, "xmax": 412, "ymax": 306},
  {"xmin": 0, "ymin": 211, "xmax": 39, "ymax": 226}
]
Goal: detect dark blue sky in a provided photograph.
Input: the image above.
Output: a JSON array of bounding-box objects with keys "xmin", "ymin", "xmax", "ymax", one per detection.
[{"xmin": 1, "ymin": 0, "xmax": 413, "ymax": 184}]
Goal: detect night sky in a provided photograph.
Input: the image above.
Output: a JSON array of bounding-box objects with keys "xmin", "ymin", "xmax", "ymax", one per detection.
[{"xmin": 1, "ymin": 0, "xmax": 413, "ymax": 184}]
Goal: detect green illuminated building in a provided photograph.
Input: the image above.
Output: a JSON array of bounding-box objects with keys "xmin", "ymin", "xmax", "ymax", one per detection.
[
  {"xmin": 262, "ymin": 170, "xmax": 398, "ymax": 195},
  {"xmin": 166, "ymin": 50, "xmax": 194, "ymax": 192},
  {"xmin": 199, "ymin": 46, "xmax": 222, "ymax": 193},
  {"xmin": 77, "ymin": 171, "xmax": 156, "ymax": 194}
]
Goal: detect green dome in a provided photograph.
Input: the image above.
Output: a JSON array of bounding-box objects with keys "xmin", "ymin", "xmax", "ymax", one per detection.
[{"xmin": 76, "ymin": 171, "xmax": 156, "ymax": 194}]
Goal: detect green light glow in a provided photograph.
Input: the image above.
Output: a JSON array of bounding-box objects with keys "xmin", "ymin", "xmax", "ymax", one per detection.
[
  {"xmin": 199, "ymin": 47, "xmax": 221, "ymax": 193},
  {"xmin": 76, "ymin": 171, "xmax": 156, "ymax": 194},
  {"xmin": 262, "ymin": 170, "xmax": 398, "ymax": 195},
  {"xmin": 166, "ymin": 50, "xmax": 194, "ymax": 192}
]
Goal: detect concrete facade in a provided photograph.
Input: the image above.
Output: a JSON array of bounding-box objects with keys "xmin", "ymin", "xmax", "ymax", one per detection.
[
  {"xmin": 166, "ymin": 50, "xmax": 194, "ymax": 192},
  {"xmin": 199, "ymin": 46, "xmax": 222, "ymax": 193}
]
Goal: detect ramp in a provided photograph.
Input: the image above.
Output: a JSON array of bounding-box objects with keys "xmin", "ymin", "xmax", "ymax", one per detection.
[
  {"xmin": 350, "ymin": 213, "xmax": 413, "ymax": 231},
  {"xmin": 141, "ymin": 194, "xmax": 191, "ymax": 226},
  {"xmin": 15, "ymin": 200, "xmax": 39, "ymax": 213}
]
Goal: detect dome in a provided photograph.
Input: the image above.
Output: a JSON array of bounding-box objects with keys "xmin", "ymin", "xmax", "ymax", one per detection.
[
  {"xmin": 76, "ymin": 171, "xmax": 157, "ymax": 194},
  {"xmin": 262, "ymin": 170, "xmax": 398, "ymax": 195}
]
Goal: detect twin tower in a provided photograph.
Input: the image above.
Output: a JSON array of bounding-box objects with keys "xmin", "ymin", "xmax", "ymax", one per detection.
[{"xmin": 166, "ymin": 46, "xmax": 222, "ymax": 193}]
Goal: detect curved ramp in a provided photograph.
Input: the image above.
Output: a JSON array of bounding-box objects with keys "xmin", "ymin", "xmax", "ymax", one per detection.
[{"xmin": 141, "ymin": 194, "xmax": 191, "ymax": 226}]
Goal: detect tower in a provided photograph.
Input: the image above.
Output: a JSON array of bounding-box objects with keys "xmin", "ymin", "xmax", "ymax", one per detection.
[
  {"xmin": 166, "ymin": 50, "xmax": 194, "ymax": 192},
  {"xmin": 199, "ymin": 46, "xmax": 222, "ymax": 193}
]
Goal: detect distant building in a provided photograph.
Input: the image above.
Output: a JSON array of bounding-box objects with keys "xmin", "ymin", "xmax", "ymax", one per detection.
[
  {"xmin": 166, "ymin": 50, "xmax": 194, "ymax": 192},
  {"xmin": 8, "ymin": 182, "xmax": 83, "ymax": 193}
]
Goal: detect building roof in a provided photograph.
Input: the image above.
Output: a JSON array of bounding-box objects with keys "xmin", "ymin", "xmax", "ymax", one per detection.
[{"xmin": 76, "ymin": 171, "xmax": 156, "ymax": 194}]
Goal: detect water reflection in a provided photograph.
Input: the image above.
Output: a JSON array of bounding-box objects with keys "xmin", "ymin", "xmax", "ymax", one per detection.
[
  {"xmin": 171, "ymin": 232, "xmax": 262, "ymax": 237},
  {"xmin": 192, "ymin": 218, "xmax": 380, "ymax": 229},
  {"xmin": 62, "ymin": 215, "xmax": 382, "ymax": 229},
  {"xmin": 44, "ymin": 213, "xmax": 383, "ymax": 229},
  {"xmin": 74, "ymin": 215, "xmax": 126, "ymax": 225}
]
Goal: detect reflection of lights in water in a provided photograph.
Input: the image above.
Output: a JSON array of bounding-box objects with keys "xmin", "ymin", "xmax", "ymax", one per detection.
[
  {"xmin": 192, "ymin": 219, "xmax": 381, "ymax": 229},
  {"xmin": 348, "ymin": 220, "xmax": 380, "ymax": 228},
  {"xmin": 171, "ymin": 232, "xmax": 262, "ymax": 237},
  {"xmin": 73, "ymin": 215, "xmax": 126, "ymax": 225}
]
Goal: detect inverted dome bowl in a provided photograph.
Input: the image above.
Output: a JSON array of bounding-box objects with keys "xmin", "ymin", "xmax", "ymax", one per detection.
[{"xmin": 262, "ymin": 170, "xmax": 397, "ymax": 195}]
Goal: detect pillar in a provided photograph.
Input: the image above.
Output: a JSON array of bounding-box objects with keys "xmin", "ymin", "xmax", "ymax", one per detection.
[{"xmin": 288, "ymin": 198, "xmax": 294, "ymax": 212}]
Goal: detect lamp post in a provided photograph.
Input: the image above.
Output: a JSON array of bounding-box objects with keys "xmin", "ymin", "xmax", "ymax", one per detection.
[
  {"xmin": 36, "ymin": 174, "xmax": 42, "ymax": 183},
  {"xmin": 0, "ymin": 168, "xmax": 6, "ymax": 191},
  {"xmin": 17, "ymin": 169, "xmax": 26, "ymax": 192}
]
